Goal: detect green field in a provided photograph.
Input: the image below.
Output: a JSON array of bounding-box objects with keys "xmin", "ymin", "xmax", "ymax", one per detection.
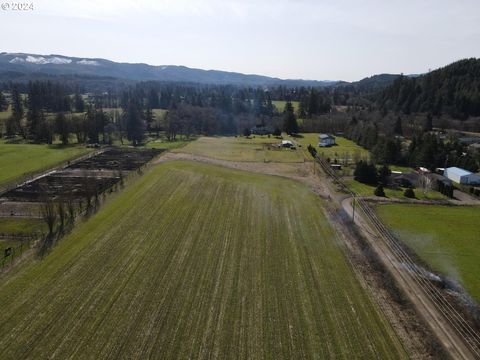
[
  {"xmin": 0, "ymin": 107, "xmax": 11, "ymax": 122},
  {"xmin": 0, "ymin": 142, "xmax": 91, "ymax": 188},
  {"xmin": 294, "ymin": 133, "xmax": 370, "ymax": 161},
  {"xmin": 344, "ymin": 179, "xmax": 447, "ymax": 200},
  {"xmin": 0, "ymin": 161, "xmax": 405, "ymax": 359},
  {"xmin": 0, "ymin": 218, "xmax": 45, "ymax": 235},
  {"xmin": 377, "ymin": 204, "xmax": 480, "ymax": 301},
  {"xmin": 175, "ymin": 136, "xmax": 306, "ymax": 162}
]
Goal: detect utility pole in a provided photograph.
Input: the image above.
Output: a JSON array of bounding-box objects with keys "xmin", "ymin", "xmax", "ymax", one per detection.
[{"xmin": 352, "ymin": 194, "xmax": 356, "ymax": 223}]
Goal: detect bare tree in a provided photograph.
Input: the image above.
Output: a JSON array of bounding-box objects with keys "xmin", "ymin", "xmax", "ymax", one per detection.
[
  {"xmin": 57, "ymin": 201, "xmax": 66, "ymax": 232},
  {"xmin": 419, "ymin": 174, "xmax": 433, "ymax": 195},
  {"xmin": 66, "ymin": 195, "xmax": 76, "ymax": 223},
  {"xmin": 41, "ymin": 198, "xmax": 57, "ymax": 235},
  {"xmin": 38, "ymin": 195, "xmax": 57, "ymax": 256}
]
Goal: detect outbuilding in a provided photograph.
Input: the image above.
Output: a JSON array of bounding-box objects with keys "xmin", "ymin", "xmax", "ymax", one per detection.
[
  {"xmin": 281, "ymin": 140, "xmax": 295, "ymax": 148},
  {"xmin": 443, "ymin": 167, "xmax": 480, "ymax": 185},
  {"xmin": 318, "ymin": 134, "xmax": 336, "ymax": 147},
  {"xmin": 250, "ymin": 125, "xmax": 272, "ymax": 135}
]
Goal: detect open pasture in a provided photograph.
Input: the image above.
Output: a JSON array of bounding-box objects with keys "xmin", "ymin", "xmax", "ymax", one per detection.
[
  {"xmin": 0, "ymin": 161, "xmax": 405, "ymax": 359},
  {"xmin": 272, "ymin": 100, "xmax": 300, "ymax": 113},
  {"xmin": 0, "ymin": 142, "xmax": 91, "ymax": 189},
  {"xmin": 293, "ymin": 134, "xmax": 370, "ymax": 162},
  {"xmin": 376, "ymin": 203, "xmax": 480, "ymax": 302},
  {"xmin": 175, "ymin": 136, "xmax": 306, "ymax": 163}
]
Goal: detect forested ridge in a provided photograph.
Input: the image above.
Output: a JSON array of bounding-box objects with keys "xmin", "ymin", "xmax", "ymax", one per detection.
[{"xmin": 378, "ymin": 58, "xmax": 480, "ymax": 118}]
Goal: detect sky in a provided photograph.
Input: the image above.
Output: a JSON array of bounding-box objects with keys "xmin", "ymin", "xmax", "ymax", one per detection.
[{"xmin": 1, "ymin": 0, "xmax": 479, "ymax": 81}]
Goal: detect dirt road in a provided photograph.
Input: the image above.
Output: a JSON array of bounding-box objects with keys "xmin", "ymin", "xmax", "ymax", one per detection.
[{"xmin": 341, "ymin": 197, "xmax": 479, "ymax": 359}]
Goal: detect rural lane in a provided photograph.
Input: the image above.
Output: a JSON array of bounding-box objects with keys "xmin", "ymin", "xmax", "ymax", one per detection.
[{"xmin": 341, "ymin": 196, "xmax": 479, "ymax": 360}]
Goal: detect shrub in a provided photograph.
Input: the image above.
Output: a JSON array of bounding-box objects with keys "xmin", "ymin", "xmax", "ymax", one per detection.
[
  {"xmin": 354, "ymin": 160, "xmax": 378, "ymax": 185},
  {"xmin": 404, "ymin": 187, "xmax": 415, "ymax": 198},
  {"xmin": 378, "ymin": 164, "xmax": 391, "ymax": 185},
  {"xmin": 374, "ymin": 184, "xmax": 386, "ymax": 197}
]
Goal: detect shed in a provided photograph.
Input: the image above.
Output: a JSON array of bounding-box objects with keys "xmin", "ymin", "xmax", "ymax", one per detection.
[
  {"xmin": 443, "ymin": 167, "xmax": 480, "ymax": 185},
  {"xmin": 281, "ymin": 140, "xmax": 295, "ymax": 148}
]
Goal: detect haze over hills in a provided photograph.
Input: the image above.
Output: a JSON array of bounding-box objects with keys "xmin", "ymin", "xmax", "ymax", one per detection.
[{"xmin": 0, "ymin": 52, "xmax": 341, "ymax": 87}]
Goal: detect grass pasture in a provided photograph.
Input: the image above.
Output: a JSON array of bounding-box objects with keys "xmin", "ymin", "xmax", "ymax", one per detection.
[
  {"xmin": 0, "ymin": 142, "xmax": 91, "ymax": 188},
  {"xmin": 0, "ymin": 107, "xmax": 12, "ymax": 122},
  {"xmin": 293, "ymin": 134, "xmax": 370, "ymax": 162},
  {"xmin": 0, "ymin": 217, "xmax": 45, "ymax": 236},
  {"xmin": 272, "ymin": 100, "xmax": 299, "ymax": 113},
  {"xmin": 344, "ymin": 179, "xmax": 447, "ymax": 200},
  {"xmin": 0, "ymin": 161, "xmax": 405, "ymax": 359},
  {"xmin": 175, "ymin": 136, "xmax": 306, "ymax": 162},
  {"xmin": 376, "ymin": 204, "xmax": 480, "ymax": 302}
]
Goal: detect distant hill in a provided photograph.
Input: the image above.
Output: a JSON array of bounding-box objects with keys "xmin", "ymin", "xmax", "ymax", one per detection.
[
  {"xmin": 0, "ymin": 52, "xmax": 338, "ymax": 87},
  {"xmin": 378, "ymin": 58, "xmax": 480, "ymax": 118},
  {"xmin": 334, "ymin": 74, "xmax": 413, "ymax": 93}
]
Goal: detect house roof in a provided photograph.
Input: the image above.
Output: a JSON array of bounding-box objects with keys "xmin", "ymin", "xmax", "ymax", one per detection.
[
  {"xmin": 445, "ymin": 167, "xmax": 473, "ymax": 177},
  {"xmin": 459, "ymin": 137, "xmax": 480, "ymax": 144}
]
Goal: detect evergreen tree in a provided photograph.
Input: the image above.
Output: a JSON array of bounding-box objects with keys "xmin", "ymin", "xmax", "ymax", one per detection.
[
  {"xmin": 404, "ymin": 187, "xmax": 415, "ymax": 198},
  {"xmin": 307, "ymin": 89, "xmax": 319, "ymax": 117},
  {"xmin": 55, "ymin": 113, "xmax": 70, "ymax": 145},
  {"xmin": 125, "ymin": 100, "xmax": 146, "ymax": 146},
  {"xmin": 378, "ymin": 164, "xmax": 391, "ymax": 184},
  {"xmin": 374, "ymin": 184, "xmax": 386, "ymax": 197},
  {"xmin": 354, "ymin": 160, "xmax": 378, "ymax": 184},
  {"xmin": 10, "ymin": 85, "xmax": 24, "ymax": 136},
  {"xmin": 74, "ymin": 92, "xmax": 85, "ymax": 113},
  {"xmin": 0, "ymin": 91, "xmax": 8, "ymax": 112},
  {"xmin": 144, "ymin": 107, "xmax": 155, "ymax": 135},
  {"xmin": 85, "ymin": 106, "xmax": 100, "ymax": 143},
  {"xmin": 393, "ymin": 116, "xmax": 403, "ymax": 136},
  {"xmin": 283, "ymin": 101, "xmax": 298, "ymax": 134},
  {"xmin": 423, "ymin": 112, "xmax": 433, "ymax": 132}
]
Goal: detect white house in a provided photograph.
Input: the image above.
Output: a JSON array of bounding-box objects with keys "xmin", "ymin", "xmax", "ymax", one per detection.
[
  {"xmin": 318, "ymin": 134, "xmax": 336, "ymax": 147},
  {"xmin": 443, "ymin": 167, "xmax": 480, "ymax": 185}
]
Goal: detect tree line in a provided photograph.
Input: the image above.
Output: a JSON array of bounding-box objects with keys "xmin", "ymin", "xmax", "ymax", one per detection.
[
  {"xmin": 0, "ymin": 80, "xmax": 338, "ymax": 143},
  {"xmin": 345, "ymin": 116, "xmax": 479, "ymax": 172}
]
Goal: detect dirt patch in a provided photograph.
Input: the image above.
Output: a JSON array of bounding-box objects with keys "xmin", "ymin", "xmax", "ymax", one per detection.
[{"xmin": 155, "ymin": 152, "xmax": 330, "ymax": 198}]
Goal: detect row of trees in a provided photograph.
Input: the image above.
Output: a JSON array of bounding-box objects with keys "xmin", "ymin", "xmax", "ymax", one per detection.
[
  {"xmin": 1, "ymin": 80, "xmax": 318, "ymax": 142},
  {"xmin": 344, "ymin": 114, "xmax": 479, "ymax": 172}
]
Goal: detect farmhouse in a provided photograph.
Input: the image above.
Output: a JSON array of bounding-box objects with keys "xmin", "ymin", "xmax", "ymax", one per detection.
[
  {"xmin": 443, "ymin": 167, "xmax": 480, "ymax": 185},
  {"xmin": 318, "ymin": 134, "xmax": 336, "ymax": 147}
]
